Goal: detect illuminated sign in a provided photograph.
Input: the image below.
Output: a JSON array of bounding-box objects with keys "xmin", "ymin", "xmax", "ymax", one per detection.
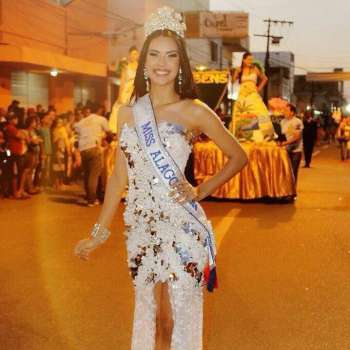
[{"xmin": 193, "ymin": 70, "xmax": 229, "ymax": 84}]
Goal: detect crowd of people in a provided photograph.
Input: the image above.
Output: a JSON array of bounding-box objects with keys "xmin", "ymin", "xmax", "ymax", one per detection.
[
  {"xmin": 0, "ymin": 100, "xmax": 116, "ymax": 205},
  {"xmin": 0, "ymin": 97, "xmax": 348, "ymax": 204}
]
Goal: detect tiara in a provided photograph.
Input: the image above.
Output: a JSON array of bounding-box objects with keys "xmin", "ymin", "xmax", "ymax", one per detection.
[{"xmin": 144, "ymin": 7, "xmax": 186, "ymax": 38}]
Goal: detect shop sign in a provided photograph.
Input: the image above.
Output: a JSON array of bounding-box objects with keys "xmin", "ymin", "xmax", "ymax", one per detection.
[
  {"xmin": 193, "ymin": 70, "xmax": 228, "ymax": 84},
  {"xmin": 199, "ymin": 12, "xmax": 248, "ymax": 39}
]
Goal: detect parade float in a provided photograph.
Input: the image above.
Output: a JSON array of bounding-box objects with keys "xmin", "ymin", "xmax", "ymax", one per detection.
[{"xmin": 193, "ymin": 70, "xmax": 295, "ymax": 200}]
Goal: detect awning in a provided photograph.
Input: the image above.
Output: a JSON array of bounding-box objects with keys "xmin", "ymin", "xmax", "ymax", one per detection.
[
  {"xmin": 306, "ymin": 72, "xmax": 350, "ymax": 82},
  {"xmin": 0, "ymin": 44, "xmax": 107, "ymax": 77}
]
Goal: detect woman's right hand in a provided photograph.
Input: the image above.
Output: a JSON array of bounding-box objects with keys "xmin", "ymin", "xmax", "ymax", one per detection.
[{"xmin": 74, "ymin": 238, "xmax": 100, "ymax": 261}]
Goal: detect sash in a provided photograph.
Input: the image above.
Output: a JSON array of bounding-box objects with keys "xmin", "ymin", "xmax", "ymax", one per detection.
[{"xmin": 132, "ymin": 94, "xmax": 218, "ymax": 292}]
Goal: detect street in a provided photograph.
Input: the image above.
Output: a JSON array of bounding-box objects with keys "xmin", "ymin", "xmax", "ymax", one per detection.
[{"xmin": 1, "ymin": 144, "xmax": 350, "ymax": 350}]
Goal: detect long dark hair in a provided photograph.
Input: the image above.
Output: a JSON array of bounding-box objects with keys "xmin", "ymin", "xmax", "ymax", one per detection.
[
  {"xmin": 132, "ymin": 29, "xmax": 197, "ymax": 101},
  {"xmin": 238, "ymin": 51, "xmax": 252, "ymax": 83}
]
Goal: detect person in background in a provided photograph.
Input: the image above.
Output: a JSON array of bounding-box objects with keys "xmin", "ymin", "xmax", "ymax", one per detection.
[
  {"xmin": 230, "ymin": 51, "xmax": 274, "ymax": 138},
  {"xmin": 280, "ymin": 103, "xmax": 303, "ymax": 188},
  {"xmin": 0, "ymin": 108, "xmax": 7, "ymax": 126},
  {"xmin": 0, "ymin": 129, "xmax": 12, "ymax": 197},
  {"xmin": 74, "ymin": 104, "xmax": 110, "ymax": 206},
  {"xmin": 65, "ymin": 111, "xmax": 76, "ymax": 181},
  {"xmin": 27, "ymin": 108, "xmax": 36, "ymax": 119},
  {"xmin": 36, "ymin": 104, "xmax": 44, "ymax": 115},
  {"xmin": 52, "ymin": 117, "xmax": 70, "ymax": 190},
  {"xmin": 109, "ymin": 46, "xmax": 139, "ymax": 134},
  {"xmin": 336, "ymin": 116, "xmax": 350, "ymax": 161},
  {"xmin": 47, "ymin": 109, "xmax": 56, "ymax": 125},
  {"xmin": 4, "ymin": 113, "xmax": 30, "ymax": 199},
  {"xmin": 23, "ymin": 116, "xmax": 42, "ymax": 194},
  {"xmin": 7, "ymin": 100, "xmax": 20, "ymax": 116},
  {"xmin": 38, "ymin": 112, "xmax": 53, "ymax": 188},
  {"xmin": 74, "ymin": 108, "xmax": 83, "ymax": 123},
  {"xmin": 302, "ymin": 110, "xmax": 318, "ymax": 168}
]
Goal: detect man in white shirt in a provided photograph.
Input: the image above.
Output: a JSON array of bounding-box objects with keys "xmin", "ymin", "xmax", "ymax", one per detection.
[
  {"xmin": 280, "ymin": 103, "xmax": 303, "ymax": 188},
  {"xmin": 74, "ymin": 105, "xmax": 110, "ymax": 206}
]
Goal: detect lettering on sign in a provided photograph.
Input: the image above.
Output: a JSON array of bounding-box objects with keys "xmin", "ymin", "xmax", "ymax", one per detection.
[
  {"xmin": 193, "ymin": 71, "xmax": 228, "ymax": 84},
  {"xmin": 199, "ymin": 12, "xmax": 248, "ymax": 39}
]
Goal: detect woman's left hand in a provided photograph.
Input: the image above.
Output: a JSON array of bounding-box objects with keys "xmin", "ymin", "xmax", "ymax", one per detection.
[{"xmin": 169, "ymin": 181, "xmax": 200, "ymax": 204}]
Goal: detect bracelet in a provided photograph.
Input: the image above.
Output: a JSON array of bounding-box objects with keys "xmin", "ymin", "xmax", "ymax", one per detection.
[{"xmin": 90, "ymin": 223, "xmax": 111, "ymax": 244}]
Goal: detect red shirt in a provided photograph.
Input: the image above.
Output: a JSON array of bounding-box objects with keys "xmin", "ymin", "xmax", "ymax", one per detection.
[{"xmin": 5, "ymin": 124, "xmax": 24, "ymax": 155}]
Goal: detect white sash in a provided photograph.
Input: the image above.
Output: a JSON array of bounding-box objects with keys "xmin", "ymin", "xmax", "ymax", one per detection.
[{"xmin": 132, "ymin": 94, "xmax": 217, "ymax": 291}]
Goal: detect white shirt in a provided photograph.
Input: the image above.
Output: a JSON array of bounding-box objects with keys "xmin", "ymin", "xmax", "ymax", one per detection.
[
  {"xmin": 281, "ymin": 116, "xmax": 304, "ymax": 153},
  {"xmin": 74, "ymin": 114, "xmax": 110, "ymax": 151}
]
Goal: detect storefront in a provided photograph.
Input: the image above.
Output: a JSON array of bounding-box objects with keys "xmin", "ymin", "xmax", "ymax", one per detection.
[{"xmin": 0, "ymin": 44, "xmax": 108, "ymax": 112}]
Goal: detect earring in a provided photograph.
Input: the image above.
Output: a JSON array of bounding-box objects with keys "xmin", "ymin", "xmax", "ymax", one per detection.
[
  {"xmin": 178, "ymin": 67, "xmax": 183, "ymax": 93},
  {"xmin": 144, "ymin": 68, "xmax": 150, "ymax": 92}
]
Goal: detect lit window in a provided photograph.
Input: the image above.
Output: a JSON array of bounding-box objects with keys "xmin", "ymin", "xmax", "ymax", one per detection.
[{"xmin": 49, "ymin": 0, "xmax": 74, "ymax": 6}]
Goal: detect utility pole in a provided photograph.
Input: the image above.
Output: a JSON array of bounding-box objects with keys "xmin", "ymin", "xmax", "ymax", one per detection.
[{"xmin": 254, "ymin": 19, "xmax": 293, "ymax": 103}]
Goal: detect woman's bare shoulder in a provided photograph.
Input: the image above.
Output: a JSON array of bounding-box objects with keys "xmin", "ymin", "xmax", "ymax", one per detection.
[
  {"xmin": 186, "ymin": 99, "xmax": 214, "ymax": 117},
  {"xmin": 182, "ymin": 99, "xmax": 217, "ymax": 129}
]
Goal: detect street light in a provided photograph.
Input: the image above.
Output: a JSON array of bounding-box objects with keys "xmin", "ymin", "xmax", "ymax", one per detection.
[
  {"xmin": 195, "ymin": 64, "xmax": 207, "ymax": 72},
  {"xmin": 50, "ymin": 69, "xmax": 58, "ymax": 77}
]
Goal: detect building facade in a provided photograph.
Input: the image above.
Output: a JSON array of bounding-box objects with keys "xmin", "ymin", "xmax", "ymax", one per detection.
[
  {"xmin": 0, "ymin": 0, "xmax": 113, "ymax": 112},
  {"xmin": 0, "ymin": 0, "xmax": 248, "ymax": 113},
  {"xmin": 0, "ymin": 0, "xmax": 212, "ymax": 112},
  {"xmin": 253, "ymin": 51, "xmax": 295, "ymax": 101},
  {"xmin": 294, "ymin": 74, "xmax": 346, "ymax": 113}
]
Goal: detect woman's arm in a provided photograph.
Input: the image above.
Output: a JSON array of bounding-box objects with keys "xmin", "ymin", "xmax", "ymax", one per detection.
[
  {"xmin": 232, "ymin": 67, "xmax": 241, "ymax": 83},
  {"xmin": 74, "ymin": 108, "xmax": 129, "ymax": 259},
  {"xmin": 193, "ymin": 102, "xmax": 248, "ymax": 200},
  {"xmin": 256, "ymin": 68, "xmax": 268, "ymax": 93},
  {"xmin": 95, "ymin": 145, "xmax": 128, "ymax": 228},
  {"xmin": 94, "ymin": 106, "xmax": 129, "ymax": 228},
  {"xmin": 171, "ymin": 101, "xmax": 247, "ymax": 203}
]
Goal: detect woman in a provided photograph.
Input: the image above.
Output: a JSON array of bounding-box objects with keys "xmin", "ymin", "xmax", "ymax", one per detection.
[
  {"xmin": 231, "ymin": 52, "xmax": 273, "ymax": 139},
  {"xmin": 23, "ymin": 116, "xmax": 42, "ymax": 194},
  {"xmin": 109, "ymin": 46, "xmax": 139, "ymax": 133},
  {"xmin": 336, "ymin": 116, "xmax": 350, "ymax": 161},
  {"xmin": 52, "ymin": 117, "xmax": 70, "ymax": 190},
  {"xmin": 74, "ymin": 7, "xmax": 247, "ymax": 350}
]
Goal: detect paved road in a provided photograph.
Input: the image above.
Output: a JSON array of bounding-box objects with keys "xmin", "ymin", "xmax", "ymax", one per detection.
[{"xmin": 1, "ymin": 145, "xmax": 349, "ymax": 350}]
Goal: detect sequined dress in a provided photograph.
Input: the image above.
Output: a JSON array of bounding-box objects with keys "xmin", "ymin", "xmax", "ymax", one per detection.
[{"xmin": 120, "ymin": 121, "xmax": 209, "ymax": 350}]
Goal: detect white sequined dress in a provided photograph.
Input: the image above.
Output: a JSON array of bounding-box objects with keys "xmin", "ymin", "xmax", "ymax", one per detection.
[{"xmin": 120, "ymin": 121, "xmax": 209, "ymax": 350}]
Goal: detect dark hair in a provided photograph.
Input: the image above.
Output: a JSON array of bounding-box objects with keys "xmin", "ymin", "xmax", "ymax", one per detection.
[
  {"xmin": 238, "ymin": 51, "xmax": 252, "ymax": 83},
  {"xmin": 132, "ymin": 29, "xmax": 197, "ymax": 101},
  {"xmin": 129, "ymin": 45, "xmax": 138, "ymax": 53},
  {"xmin": 7, "ymin": 112, "xmax": 18, "ymax": 121},
  {"xmin": 25, "ymin": 115, "xmax": 37, "ymax": 129},
  {"xmin": 52, "ymin": 117, "xmax": 63, "ymax": 130},
  {"xmin": 288, "ymin": 103, "xmax": 297, "ymax": 115},
  {"xmin": 304, "ymin": 110, "xmax": 313, "ymax": 119},
  {"xmin": 89, "ymin": 103, "xmax": 103, "ymax": 114}
]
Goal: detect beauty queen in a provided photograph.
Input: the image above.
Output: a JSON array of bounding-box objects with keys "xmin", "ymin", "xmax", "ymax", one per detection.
[{"xmin": 75, "ymin": 6, "xmax": 248, "ymax": 350}]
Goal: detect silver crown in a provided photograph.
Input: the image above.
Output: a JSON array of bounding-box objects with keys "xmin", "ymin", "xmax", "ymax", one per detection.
[{"xmin": 144, "ymin": 6, "xmax": 186, "ymax": 38}]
